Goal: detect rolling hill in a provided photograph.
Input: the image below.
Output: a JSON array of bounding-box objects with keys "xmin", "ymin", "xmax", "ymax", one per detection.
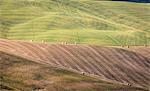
[
  {"xmin": 0, "ymin": 39, "xmax": 149, "ymax": 90},
  {"xmin": 0, "ymin": 0, "xmax": 149, "ymax": 90},
  {"xmin": 112, "ymin": 0, "xmax": 150, "ymax": 3},
  {"xmin": 0, "ymin": 0, "xmax": 150, "ymax": 45},
  {"xmin": 0, "ymin": 50, "xmax": 148, "ymax": 91}
]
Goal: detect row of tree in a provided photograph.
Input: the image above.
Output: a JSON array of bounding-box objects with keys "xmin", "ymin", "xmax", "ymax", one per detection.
[{"xmin": 112, "ymin": 0, "xmax": 150, "ymax": 3}]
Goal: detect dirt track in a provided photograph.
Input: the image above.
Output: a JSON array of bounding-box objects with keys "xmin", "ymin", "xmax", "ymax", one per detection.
[{"xmin": 0, "ymin": 39, "xmax": 149, "ymax": 89}]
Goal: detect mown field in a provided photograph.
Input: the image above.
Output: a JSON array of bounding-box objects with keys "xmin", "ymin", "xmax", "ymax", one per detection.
[
  {"xmin": 0, "ymin": 42, "xmax": 149, "ymax": 91},
  {"xmin": 0, "ymin": 0, "xmax": 150, "ymax": 45},
  {"xmin": 0, "ymin": 39, "xmax": 149, "ymax": 91}
]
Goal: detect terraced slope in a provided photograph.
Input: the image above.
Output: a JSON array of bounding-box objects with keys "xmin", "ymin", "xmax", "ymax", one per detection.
[
  {"xmin": 0, "ymin": 51, "xmax": 147, "ymax": 91},
  {"xmin": 0, "ymin": 39, "xmax": 149, "ymax": 90},
  {"xmin": 0, "ymin": 0, "xmax": 150, "ymax": 45}
]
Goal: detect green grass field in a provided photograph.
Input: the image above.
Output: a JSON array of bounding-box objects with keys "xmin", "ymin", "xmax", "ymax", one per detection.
[{"xmin": 0, "ymin": 0, "xmax": 150, "ymax": 45}]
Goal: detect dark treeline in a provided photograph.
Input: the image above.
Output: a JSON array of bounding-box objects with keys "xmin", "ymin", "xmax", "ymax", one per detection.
[{"xmin": 112, "ymin": 0, "xmax": 150, "ymax": 3}]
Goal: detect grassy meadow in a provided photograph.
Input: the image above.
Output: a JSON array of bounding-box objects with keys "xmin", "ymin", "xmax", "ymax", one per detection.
[{"xmin": 0, "ymin": 0, "xmax": 150, "ymax": 45}]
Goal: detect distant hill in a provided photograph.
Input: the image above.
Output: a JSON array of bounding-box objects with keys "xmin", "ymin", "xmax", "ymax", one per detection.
[
  {"xmin": 0, "ymin": 0, "xmax": 149, "ymax": 45},
  {"xmin": 112, "ymin": 0, "xmax": 150, "ymax": 3}
]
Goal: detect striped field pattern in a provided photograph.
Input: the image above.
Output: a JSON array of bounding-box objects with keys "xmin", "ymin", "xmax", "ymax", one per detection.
[
  {"xmin": 0, "ymin": 0, "xmax": 150, "ymax": 45},
  {"xmin": 129, "ymin": 47, "xmax": 150, "ymax": 59},
  {"xmin": 0, "ymin": 39, "xmax": 149, "ymax": 89}
]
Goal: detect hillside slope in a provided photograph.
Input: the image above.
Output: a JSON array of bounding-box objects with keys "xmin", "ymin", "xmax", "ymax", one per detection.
[
  {"xmin": 0, "ymin": 0, "xmax": 149, "ymax": 45},
  {"xmin": 1, "ymin": 51, "xmax": 148, "ymax": 91},
  {"xmin": 0, "ymin": 39, "xmax": 149, "ymax": 90}
]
